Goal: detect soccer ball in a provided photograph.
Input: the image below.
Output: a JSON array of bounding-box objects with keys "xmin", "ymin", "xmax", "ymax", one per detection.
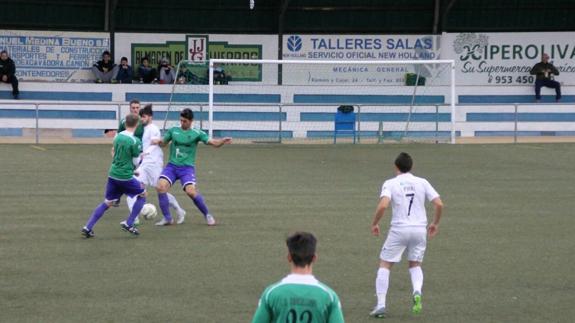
[{"xmin": 140, "ymin": 203, "xmax": 157, "ymax": 220}]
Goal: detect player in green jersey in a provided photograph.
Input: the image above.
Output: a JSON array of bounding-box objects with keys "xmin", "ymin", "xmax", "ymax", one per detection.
[
  {"xmin": 82, "ymin": 114, "xmax": 146, "ymax": 238},
  {"xmin": 152, "ymin": 108, "xmax": 231, "ymax": 226},
  {"xmin": 112, "ymin": 99, "xmax": 144, "ymax": 209},
  {"xmin": 118, "ymin": 99, "xmax": 145, "ymax": 140},
  {"xmin": 251, "ymin": 232, "xmax": 345, "ymax": 323}
]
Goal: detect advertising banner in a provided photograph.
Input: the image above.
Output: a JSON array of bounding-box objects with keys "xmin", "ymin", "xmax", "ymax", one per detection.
[
  {"xmin": 0, "ymin": 30, "xmax": 110, "ymax": 82},
  {"xmin": 282, "ymin": 34, "xmax": 442, "ymax": 86},
  {"xmin": 115, "ymin": 33, "xmax": 276, "ymax": 83},
  {"xmin": 442, "ymin": 32, "xmax": 575, "ymax": 86}
]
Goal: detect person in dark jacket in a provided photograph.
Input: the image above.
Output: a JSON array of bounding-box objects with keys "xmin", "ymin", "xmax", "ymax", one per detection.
[
  {"xmin": 0, "ymin": 50, "xmax": 19, "ymax": 99},
  {"xmin": 530, "ymin": 53, "xmax": 561, "ymax": 102},
  {"xmin": 113, "ymin": 57, "xmax": 133, "ymax": 83},
  {"xmin": 137, "ymin": 57, "xmax": 157, "ymax": 84},
  {"xmin": 92, "ymin": 50, "xmax": 118, "ymax": 83}
]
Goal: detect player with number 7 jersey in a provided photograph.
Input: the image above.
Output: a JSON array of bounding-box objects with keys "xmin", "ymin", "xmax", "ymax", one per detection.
[{"xmin": 369, "ymin": 152, "xmax": 443, "ymax": 318}]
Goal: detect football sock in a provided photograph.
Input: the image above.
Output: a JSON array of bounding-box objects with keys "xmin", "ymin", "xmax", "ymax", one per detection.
[
  {"xmin": 158, "ymin": 193, "xmax": 173, "ymax": 221},
  {"xmin": 85, "ymin": 202, "xmax": 109, "ymax": 230},
  {"xmin": 191, "ymin": 193, "xmax": 209, "ymax": 217},
  {"xmin": 376, "ymin": 267, "xmax": 390, "ymax": 308},
  {"xmin": 126, "ymin": 196, "xmax": 145, "ymax": 227},
  {"xmin": 126, "ymin": 195, "xmax": 136, "ymax": 212},
  {"xmin": 409, "ymin": 266, "xmax": 423, "ymax": 295},
  {"xmin": 167, "ymin": 192, "xmax": 183, "ymax": 211}
]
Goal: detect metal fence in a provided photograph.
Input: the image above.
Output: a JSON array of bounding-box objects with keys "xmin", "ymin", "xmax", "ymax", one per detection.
[{"xmin": 2, "ymin": 101, "xmax": 575, "ymax": 144}]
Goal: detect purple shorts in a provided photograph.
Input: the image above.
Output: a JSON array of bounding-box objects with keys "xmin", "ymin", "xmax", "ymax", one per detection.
[
  {"xmin": 104, "ymin": 177, "xmax": 145, "ymax": 203},
  {"xmin": 159, "ymin": 163, "xmax": 197, "ymax": 189}
]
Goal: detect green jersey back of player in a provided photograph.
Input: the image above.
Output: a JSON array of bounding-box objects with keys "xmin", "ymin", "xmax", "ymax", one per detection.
[
  {"xmin": 109, "ymin": 131, "xmax": 142, "ymax": 180},
  {"xmin": 252, "ymin": 275, "xmax": 344, "ymax": 323}
]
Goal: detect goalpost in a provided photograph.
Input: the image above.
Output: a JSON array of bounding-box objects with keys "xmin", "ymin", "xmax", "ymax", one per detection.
[{"xmin": 168, "ymin": 58, "xmax": 456, "ymax": 143}]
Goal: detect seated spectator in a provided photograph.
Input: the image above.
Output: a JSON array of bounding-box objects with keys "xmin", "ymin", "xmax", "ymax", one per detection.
[
  {"xmin": 157, "ymin": 57, "xmax": 176, "ymax": 84},
  {"xmin": 137, "ymin": 57, "xmax": 157, "ymax": 83},
  {"xmin": 210, "ymin": 63, "xmax": 231, "ymax": 85},
  {"xmin": 177, "ymin": 64, "xmax": 203, "ymax": 84},
  {"xmin": 0, "ymin": 50, "xmax": 19, "ymax": 99},
  {"xmin": 530, "ymin": 53, "xmax": 561, "ymax": 102},
  {"xmin": 92, "ymin": 50, "xmax": 118, "ymax": 83},
  {"xmin": 113, "ymin": 57, "xmax": 133, "ymax": 84}
]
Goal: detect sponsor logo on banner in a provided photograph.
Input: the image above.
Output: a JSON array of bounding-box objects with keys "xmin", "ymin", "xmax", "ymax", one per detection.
[
  {"xmin": 287, "ymin": 35, "xmax": 302, "ymax": 52},
  {"xmin": 443, "ymin": 32, "xmax": 575, "ymax": 86},
  {"xmin": 186, "ymin": 35, "xmax": 208, "ymax": 62},
  {"xmin": 0, "ymin": 30, "xmax": 109, "ymax": 82},
  {"xmin": 282, "ymin": 35, "xmax": 441, "ymax": 85},
  {"xmin": 131, "ymin": 37, "xmax": 263, "ymax": 81}
]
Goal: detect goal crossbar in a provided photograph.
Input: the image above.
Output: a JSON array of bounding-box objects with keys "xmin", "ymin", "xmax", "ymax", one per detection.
[{"xmin": 207, "ymin": 59, "xmax": 456, "ymax": 144}]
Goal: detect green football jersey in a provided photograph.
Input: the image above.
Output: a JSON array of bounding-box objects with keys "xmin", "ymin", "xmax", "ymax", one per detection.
[
  {"xmin": 252, "ymin": 274, "xmax": 345, "ymax": 323},
  {"xmin": 163, "ymin": 127, "xmax": 209, "ymax": 166},
  {"xmin": 118, "ymin": 117, "xmax": 144, "ymax": 140},
  {"xmin": 109, "ymin": 131, "xmax": 142, "ymax": 180}
]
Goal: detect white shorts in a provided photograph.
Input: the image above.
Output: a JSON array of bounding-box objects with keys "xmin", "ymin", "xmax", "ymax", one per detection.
[
  {"xmin": 135, "ymin": 163, "xmax": 162, "ymax": 187},
  {"xmin": 380, "ymin": 226, "xmax": 427, "ymax": 263}
]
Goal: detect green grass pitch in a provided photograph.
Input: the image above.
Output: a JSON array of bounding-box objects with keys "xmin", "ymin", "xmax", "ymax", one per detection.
[{"xmin": 1, "ymin": 143, "xmax": 574, "ymax": 322}]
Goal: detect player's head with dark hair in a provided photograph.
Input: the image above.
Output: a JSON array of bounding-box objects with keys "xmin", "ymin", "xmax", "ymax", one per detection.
[
  {"xmin": 125, "ymin": 113, "xmax": 139, "ymax": 128},
  {"xmin": 102, "ymin": 50, "xmax": 111, "ymax": 61},
  {"xmin": 139, "ymin": 104, "xmax": 153, "ymax": 117},
  {"xmin": 395, "ymin": 152, "xmax": 413, "ymax": 173},
  {"xmin": 0, "ymin": 50, "xmax": 8, "ymax": 60},
  {"xmin": 139, "ymin": 104, "xmax": 153, "ymax": 125},
  {"xmin": 179, "ymin": 108, "xmax": 194, "ymax": 130},
  {"xmin": 180, "ymin": 108, "xmax": 194, "ymax": 121},
  {"xmin": 286, "ymin": 232, "xmax": 317, "ymax": 267}
]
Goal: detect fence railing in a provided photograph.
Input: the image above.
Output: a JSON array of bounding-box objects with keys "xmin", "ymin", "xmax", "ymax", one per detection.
[{"xmin": 2, "ymin": 101, "xmax": 575, "ymax": 144}]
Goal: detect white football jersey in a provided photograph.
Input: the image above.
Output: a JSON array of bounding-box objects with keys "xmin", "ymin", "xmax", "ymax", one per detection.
[
  {"xmin": 140, "ymin": 123, "xmax": 163, "ymax": 166},
  {"xmin": 380, "ymin": 172, "xmax": 439, "ymax": 227}
]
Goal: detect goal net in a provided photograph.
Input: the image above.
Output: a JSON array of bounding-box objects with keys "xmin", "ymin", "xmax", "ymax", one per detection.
[{"xmin": 168, "ymin": 59, "xmax": 455, "ymax": 143}]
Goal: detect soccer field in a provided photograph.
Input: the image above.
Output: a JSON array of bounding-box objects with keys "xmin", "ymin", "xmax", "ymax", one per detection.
[{"xmin": 1, "ymin": 143, "xmax": 574, "ymax": 323}]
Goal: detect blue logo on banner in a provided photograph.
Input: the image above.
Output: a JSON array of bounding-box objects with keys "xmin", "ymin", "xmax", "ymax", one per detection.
[{"xmin": 287, "ymin": 35, "xmax": 302, "ymax": 52}]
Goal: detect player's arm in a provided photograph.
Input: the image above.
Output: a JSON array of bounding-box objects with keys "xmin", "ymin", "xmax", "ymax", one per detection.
[
  {"xmin": 207, "ymin": 137, "xmax": 232, "ymax": 148},
  {"xmin": 427, "ymin": 197, "xmax": 443, "ymax": 239},
  {"xmin": 371, "ymin": 196, "xmax": 390, "ymax": 236},
  {"xmin": 152, "ymin": 128, "xmax": 172, "ymax": 147},
  {"xmin": 131, "ymin": 140, "xmax": 143, "ymax": 168},
  {"xmin": 250, "ymin": 296, "xmax": 272, "ymax": 323},
  {"xmin": 118, "ymin": 119, "xmax": 126, "ymax": 133}
]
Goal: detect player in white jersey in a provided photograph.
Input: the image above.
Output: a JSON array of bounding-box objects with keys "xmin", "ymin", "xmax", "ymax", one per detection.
[
  {"xmin": 369, "ymin": 152, "xmax": 443, "ymax": 318},
  {"xmin": 126, "ymin": 104, "xmax": 186, "ymax": 223}
]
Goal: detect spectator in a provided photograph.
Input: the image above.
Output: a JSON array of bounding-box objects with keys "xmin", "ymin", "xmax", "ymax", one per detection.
[
  {"xmin": 530, "ymin": 53, "xmax": 561, "ymax": 102},
  {"xmin": 113, "ymin": 57, "xmax": 133, "ymax": 84},
  {"xmin": 92, "ymin": 50, "xmax": 118, "ymax": 83},
  {"xmin": 210, "ymin": 63, "xmax": 231, "ymax": 85},
  {"xmin": 0, "ymin": 50, "xmax": 19, "ymax": 99},
  {"xmin": 137, "ymin": 57, "xmax": 157, "ymax": 84},
  {"xmin": 177, "ymin": 63, "xmax": 203, "ymax": 84},
  {"xmin": 157, "ymin": 57, "xmax": 176, "ymax": 84}
]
